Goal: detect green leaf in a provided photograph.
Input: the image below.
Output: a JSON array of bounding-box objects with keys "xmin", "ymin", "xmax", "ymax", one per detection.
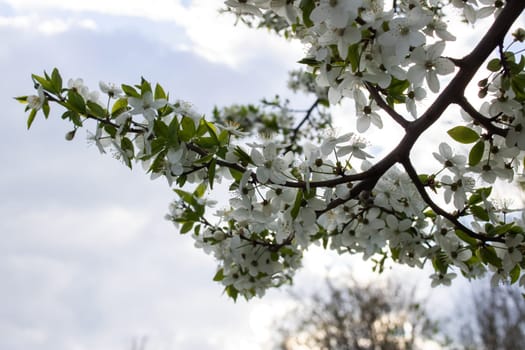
[
  {"xmin": 120, "ymin": 137, "xmax": 135, "ymax": 160},
  {"xmin": 204, "ymin": 121, "xmax": 219, "ymax": 143},
  {"xmin": 14, "ymin": 96, "xmax": 28, "ymax": 104},
  {"xmin": 510, "ymin": 55, "xmax": 525, "ymax": 75},
  {"xmin": 208, "ymin": 158, "xmax": 217, "ymax": 190},
  {"xmin": 194, "ymin": 182, "xmax": 207, "ymax": 198},
  {"xmin": 455, "ymin": 229, "xmax": 477, "ymax": 246},
  {"xmin": 468, "ymin": 140, "xmax": 485, "ymax": 166},
  {"xmin": 213, "ymin": 268, "xmax": 224, "ymax": 282},
  {"xmin": 489, "ymin": 223, "xmax": 516, "ymax": 236},
  {"xmin": 510, "ymin": 265, "xmax": 520, "ymax": 284},
  {"xmin": 218, "ymin": 130, "xmax": 229, "ymax": 146},
  {"xmin": 470, "ymin": 205, "xmax": 490, "ymax": 221},
  {"xmin": 121, "ymin": 84, "xmax": 140, "ymax": 98},
  {"xmin": 31, "ymin": 74, "xmax": 54, "ymax": 92},
  {"xmin": 476, "ymin": 246, "xmax": 502, "ymax": 268},
  {"xmin": 154, "ymin": 83, "xmax": 167, "ymax": 100},
  {"xmin": 148, "ymin": 149, "xmax": 168, "ymax": 174},
  {"xmin": 468, "ymin": 187, "xmax": 492, "ymax": 205},
  {"xmin": 347, "ymin": 43, "xmax": 360, "ymax": 72},
  {"xmin": 290, "ymin": 190, "xmax": 303, "ymax": 220},
  {"xmin": 67, "ymin": 90, "xmax": 86, "ymax": 114},
  {"xmin": 174, "ymin": 189, "xmax": 195, "ymax": 205},
  {"xmin": 225, "ymin": 285, "xmax": 239, "ymax": 302},
  {"xmin": 297, "ymin": 57, "xmax": 320, "ymax": 66},
  {"xmin": 447, "ymin": 126, "xmax": 479, "ymax": 144},
  {"xmin": 180, "ymin": 222, "xmax": 194, "ymax": 234},
  {"xmin": 111, "ymin": 98, "xmax": 128, "ymax": 116},
  {"xmin": 140, "ymin": 77, "xmax": 152, "ymax": 94},
  {"xmin": 511, "ymin": 73, "xmax": 525, "ymax": 101},
  {"xmin": 196, "ymin": 137, "xmax": 217, "ymax": 149},
  {"xmin": 179, "ymin": 116, "xmax": 196, "ymax": 142},
  {"xmin": 234, "ymin": 146, "xmax": 252, "ymax": 165},
  {"xmin": 424, "ymin": 210, "xmax": 436, "ymax": 219},
  {"xmin": 193, "ymin": 153, "xmax": 214, "ymax": 165},
  {"xmin": 50, "ymin": 68, "xmax": 62, "ymax": 94},
  {"xmin": 166, "ymin": 116, "xmax": 180, "ymax": 146},
  {"xmin": 103, "ymin": 123, "xmax": 117, "ymax": 138},
  {"xmin": 42, "ymin": 102, "xmax": 50, "ymax": 119},
  {"xmin": 27, "ymin": 109, "xmax": 37, "ymax": 129},
  {"xmin": 387, "ymin": 78, "xmax": 410, "ymax": 105},
  {"xmin": 487, "ymin": 58, "xmax": 501, "ymax": 72},
  {"xmin": 87, "ymin": 101, "xmax": 107, "ymax": 118},
  {"xmin": 299, "ymin": 0, "xmax": 315, "ymax": 27},
  {"xmin": 229, "ymin": 168, "xmax": 243, "ymax": 183},
  {"xmin": 432, "ymin": 250, "xmax": 449, "ymax": 274}
]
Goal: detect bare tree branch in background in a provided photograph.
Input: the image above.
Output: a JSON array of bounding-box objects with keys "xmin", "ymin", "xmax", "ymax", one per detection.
[
  {"xmin": 459, "ymin": 283, "xmax": 525, "ymax": 350},
  {"xmin": 271, "ymin": 276, "xmax": 444, "ymax": 350}
]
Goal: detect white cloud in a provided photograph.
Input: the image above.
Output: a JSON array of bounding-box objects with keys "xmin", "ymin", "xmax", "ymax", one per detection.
[
  {"xmin": 2, "ymin": 0, "xmax": 187, "ymax": 21},
  {"xmin": 0, "ymin": 14, "xmax": 97, "ymax": 34},
  {"xmin": 1, "ymin": 0, "xmax": 303, "ymax": 67}
]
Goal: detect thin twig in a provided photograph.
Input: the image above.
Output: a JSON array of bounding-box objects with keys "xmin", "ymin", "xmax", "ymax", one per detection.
[
  {"xmin": 284, "ymin": 98, "xmax": 320, "ymax": 153},
  {"xmin": 364, "ymin": 82, "xmax": 409, "ymax": 129},
  {"xmin": 456, "ymin": 97, "xmax": 507, "ymax": 137},
  {"xmin": 401, "ymin": 158, "xmax": 503, "ymax": 243}
]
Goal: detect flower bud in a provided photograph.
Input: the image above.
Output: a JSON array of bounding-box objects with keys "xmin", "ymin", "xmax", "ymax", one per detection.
[
  {"xmin": 65, "ymin": 129, "xmax": 76, "ymax": 141},
  {"xmin": 477, "ymin": 78, "xmax": 488, "ymax": 87},
  {"xmin": 478, "ymin": 87, "xmax": 488, "ymax": 99},
  {"xmin": 513, "ymin": 28, "xmax": 525, "ymax": 42}
]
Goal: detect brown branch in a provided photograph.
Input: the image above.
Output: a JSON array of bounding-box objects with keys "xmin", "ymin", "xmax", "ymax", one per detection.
[
  {"xmin": 401, "ymin": 158, "xmax": 503, "ymax": 243},
  {"xmin": 406, "ymin": 0, "xmax": 523, "ymax": 143},
  {"xmin": 313, "ymin": 1, "xmax": 525, "ymax": 216},
  {"xmin": 284, "ymin": 98, "xmax": 320, "ymax": 153},
  {"xmin": 456, "ymin": 97, "xmax": 507, "ymax": 137},
  {"xmin": 364, "ymin": 82, "xmax": 409, "ymax": 129}
]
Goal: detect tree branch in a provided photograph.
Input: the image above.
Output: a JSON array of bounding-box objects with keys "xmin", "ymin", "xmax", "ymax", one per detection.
[
  {"xmin": 284, "ymin": 98, "xmax": 320, "ymax": 153},
  {"xmin": 364, "ymin": 82, "xmax": 409, "ymax": 129},
  {"xmin": 401, "ymin": 158, "xmax": 503, "ymax": 243},
  {"xmin": 456, "ymin": 97, "xmax": 507, "ymax": 137}
]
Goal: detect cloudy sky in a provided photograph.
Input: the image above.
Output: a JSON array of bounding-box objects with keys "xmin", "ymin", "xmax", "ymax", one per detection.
[
  {"xmin": 1, "ymin": 1, "xmax": 522, "ymax": 350},
  {"xmin": 0, "ymin": 1, "xmax": 307, "ymax": 349}
]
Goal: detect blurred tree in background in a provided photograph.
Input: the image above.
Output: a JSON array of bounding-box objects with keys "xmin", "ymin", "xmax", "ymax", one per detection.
[
  {"xmin": 459, "ymin": 283, "xmax": 525, "ymax": 350},
  {"xmin": 270, "ymin": 272, "xmax": 525, "ymax": 350},
  {"xmin": 271, "ymin": 275, "xmax": 443, "ymax": 350}
]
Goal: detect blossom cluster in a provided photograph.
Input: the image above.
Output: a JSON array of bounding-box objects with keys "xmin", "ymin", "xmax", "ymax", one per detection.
[{"xmin": 19, "ymin": 0, "xmax": 525, "ymax": 299}]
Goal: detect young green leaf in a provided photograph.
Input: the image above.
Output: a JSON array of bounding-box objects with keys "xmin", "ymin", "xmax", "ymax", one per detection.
[
  {"xmin": 299, "ymin": 0, "xmax": 315, "ymax": 27},
  {"xmin": 487, "ymin": 58, "xmax": 501, "ymax": 72},
  {"xmin": 121, "ymin": 84, "xmax": 140, "ymax": 98},
  {"xmin": 31, "ymin": 74, "xmax": 54, "ymax": 92},
  {"xmin": 67, "ymin": 90, "xmax": 86, "ymax": 114},
  {"xmin": 50, "ymin": 68, "xmax": 63, "ymax": 94},
  {"xmin": 180, "ymin": 221, "xmax": 194, "ymax": 234},
  {"xmin": 447, "ymin": 126, "xmax": 479, "ymax": 144},
  {"xmin": 213, "ymin": 268, "xmax": 225, "ymax": 282},
  {"xmin": 470, "ymin": 205, "xmax": 490, "ymax": 221},
  {"xmin": 111, "ymin": 98, "xmax": 128, "ymax": 116},
  {"xmin": 27, "ymin": 109, "xmax": 37, "ymax": 129},
  {"xmin": 455, "ymin": 229, "xmax": 477, "ymax": 246},
  {"xmin": 290, "ymin": 190, "xmax": 303, "ymax": 219},
  {"xmin": 208, "ymin": 158, "xmax": 217, "ymax": 190},
  {"xmin": 87, "ymin": 101, "xmax": 107, "ymax": 118},
  {"xmin": 476, "ymin": 246, "xmax": 502, "ymax": 268},
  {"xmin": 469, "ymin": 140, "xmax": 485, "ymax": 166},
  {"xmin": 154, "ymin": 83, "xmax": 167, "ymax": 100},
  {"xmin": 179, "ymin": 116, "xmax": 196, "ymax": 142}
]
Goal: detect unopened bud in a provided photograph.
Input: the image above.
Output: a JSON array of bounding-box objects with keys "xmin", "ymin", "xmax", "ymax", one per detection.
[
  {"xmin": 477, "ymin": 78, "xmax": 488, "ymax": 87},
  {"xmin": 478, "ymin": 87, "xmax": 488, "ymax": 99},
  {"xmin": 65, "ymin": 129, "xmax": 76, "ymax": 141},
  {"xmin": 513, "ymin": 28, "xmax": 525, "ymax": 42}
]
